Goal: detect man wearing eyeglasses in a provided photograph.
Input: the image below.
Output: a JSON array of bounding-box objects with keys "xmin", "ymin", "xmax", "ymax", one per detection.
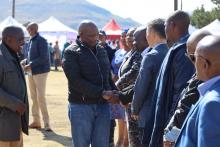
[
  {"xmin": 0, "ymin": 26, "xmax": 29, "ymax": 147},
  {"xmin": 175, "ymin": 35, "xmax": 220, "ymax": 147},
  {"xmin": 149, "ymin": 10, "xmax": 195, "ymax": 147}
]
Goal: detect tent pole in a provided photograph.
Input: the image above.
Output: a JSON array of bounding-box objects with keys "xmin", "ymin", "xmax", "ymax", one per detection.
[{"xmin": 12, "ymin": 0, "xmax": 15, "ymax": 18}]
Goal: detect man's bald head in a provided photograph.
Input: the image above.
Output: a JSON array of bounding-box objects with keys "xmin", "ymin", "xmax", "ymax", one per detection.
[
  {"xmin": 134, "ymin": 26, "xmax": 146, "ymax": 39},
  {"xmin": 196, "ymin": 35, "xmax": 220, "ymax": 62},
  {"xmin": 27, "ymin": 22, "xmax": 38, "ymax": 36},
  {"xmin": 167, "ymin": 10, "xmax": 190, "ymax": 34},
  {"xmin": 78, "ymin": 20, "xmax": 98, "ymax": 35},
  {"xmin": 187, "ymin": 30, "xmax": 211, "ymax": 54},
  {"xmin": 195, "ymin": 35, "xmax": 220, "ymax": 81},
  {"xmin": 2, "ymin": 26, "xmax": 25, "ymax": 52},
  {"xmin": 27, "ymin": 22, "xmax": 38, "ymax": 30},
  {"xmin": 2, "ymin": 26, "xmax": 24, "ymax": 41},
  {"xmin": 77, "ymin": 20, "xmax": 99, "ymax": 49},
  {"xmin": 133, "ymin": 26, "xmax": 148, "ymax": 51},
  {"xmin": 165, "ymin": 10, "xmax": 190, "ymax": 43}
]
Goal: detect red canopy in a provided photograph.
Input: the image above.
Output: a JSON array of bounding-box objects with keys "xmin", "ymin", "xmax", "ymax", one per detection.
[{"xmin": 103, "ymin": 19, "xmax": 122, "ymax": 40}]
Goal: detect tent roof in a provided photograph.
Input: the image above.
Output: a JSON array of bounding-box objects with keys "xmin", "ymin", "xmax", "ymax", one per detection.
[
  {"xmin": 202, "ymin": 19, "xmax": 220, "ymax": 35},
  {"xmin": 39, "ymin": 16, "xmax": 77, "ymax": 33},
  {"xmin": 0, "ymin": 16, "xmax": 28, "ymax": 36},
  {"xmin": 103, "ymin": 19, "xmax": 122, "ymax": 35}
]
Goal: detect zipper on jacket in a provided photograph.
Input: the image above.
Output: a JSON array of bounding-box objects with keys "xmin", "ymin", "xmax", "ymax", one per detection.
[{"xmin": 88, "ymin": 48, "xmax": 104, "ymax": 89}]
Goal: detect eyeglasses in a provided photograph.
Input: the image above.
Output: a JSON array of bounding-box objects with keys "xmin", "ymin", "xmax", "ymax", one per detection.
[
  {"xmin": 185, "ymin": 53, "xmax": 196, "ymax": 62},
  {"xmin": 185, "ymin": 53, "xmax": 210, "ymax": 65}
]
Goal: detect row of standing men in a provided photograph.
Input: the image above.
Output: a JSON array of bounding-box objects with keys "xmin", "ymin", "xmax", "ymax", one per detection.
[
  {"xmin": 1, "ymin": 9, "xmax": 220, "ymax": 147},
  {"xmin": 62, "ymin": 10, "xmax": 220, "ymax": 147}
]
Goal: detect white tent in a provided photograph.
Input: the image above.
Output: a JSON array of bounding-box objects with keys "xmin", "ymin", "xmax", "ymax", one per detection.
[
  {"xmin": 0, "ymin": 16, "xmax": 28, "ymax": 37},
  {"xmin": 202, "ymin": 19, "xmax": 220, "ymax": 35},
  {"xmin": 188, "ymin": 24, "xmax": 198, "ymax": 34},
  {"xmin": 39, "ymin": 16, "xmax": 77, "ymax": 48}
]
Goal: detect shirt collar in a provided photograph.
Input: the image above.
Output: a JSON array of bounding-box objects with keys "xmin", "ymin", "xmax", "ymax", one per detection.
[
  {"xmin": 30, "ymin": 33, "xmax": 39, "ymax": 40},
  {"xmin": 198, "ymin": 75, "xmax": 220, "ymax": 97},
  {"xmin": 152, "ymin": 42, "xmax": 166, "ymax": 49},
  {"xmin": 141, "ymin": 47, "xmax": 151, "ymax": 57},
  {"xmin": 172, "ymin": 33, "xmax": 189, "ymax": 47}
]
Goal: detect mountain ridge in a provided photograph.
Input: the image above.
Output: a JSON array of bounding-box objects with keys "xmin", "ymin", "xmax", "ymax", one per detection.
[{"xmin": 0, "ymin": 0, "xmax": 140, "ymax": 29}]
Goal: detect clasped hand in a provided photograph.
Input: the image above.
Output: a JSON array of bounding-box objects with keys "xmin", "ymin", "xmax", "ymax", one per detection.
[{"xmin": 102, "ymin": 90, "xmax": 120, "ymax": 104}]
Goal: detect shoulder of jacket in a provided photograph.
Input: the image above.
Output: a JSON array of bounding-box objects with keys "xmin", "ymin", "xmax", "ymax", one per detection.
[
  {"xmin": 35, "ymin": 34, "xmax": 46, "ymax": 42},
  {"xmin": 97, "ymin": 44, "xmax": 105, "ymax": 50},
  {"xmin": 174, "ymin": 42, "xmax": 187, "ymax": 51},
  {"xmin": 97, "ymin": 45, "xmax": 107, "ymax": 53},
  {"xmin": 66, "ymin": 44, "xmax": 81, "ymax": 52}
]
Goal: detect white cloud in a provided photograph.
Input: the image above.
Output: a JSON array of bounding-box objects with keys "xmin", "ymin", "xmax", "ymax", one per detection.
[{"xmin": 87, "ymin": 0, "xmax": 216, "ymax": 24}]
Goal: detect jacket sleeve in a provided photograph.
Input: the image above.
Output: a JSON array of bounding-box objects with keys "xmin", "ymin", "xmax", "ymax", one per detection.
[
  {"xmin": 166, "ymin": 77, "xmax": 201, "ymax": 131},
  {"xmin": 109, "ymin": 72, "xmax": 117, "ymax": 90},
  {"xmin": 0, "ymin": 62, "xmax": 21, "ymax": 112},
  {"xmin": 131, "ymin": 54, "xmax": 154, "ymax": 115},
  {"xmin": 169, "ymin": 48, "xmax": 195, "ymax": 119},
  {"xmin": 30, "ymin": 38, "xmax": 49, "ymax": 68},
  {"xmin": 118, "ymin": 84, "xmax": 134, "ymax": 105},
  {"xmin": 62, "ymin": 49, "xmax": 103, "ymax": 98},
  {"xmin": 115, "ymin": 53, "xmax": 142, "ymax": 90},
  {"xmin": 198, "ymin": 100, "xmax": 220, "ymax": 147}
]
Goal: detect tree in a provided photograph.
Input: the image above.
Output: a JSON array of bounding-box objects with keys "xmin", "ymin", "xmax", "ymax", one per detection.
[
  {"xmin": 190, "ymin": 1, "xmax": 220, "ymax": 28},
  {"xmin": 211, "ymin": 0, "xmax": 220, "ymax": 7},
  {"xmin": 190, "ymin": 5, "xmax": 215, "ymax": 28}
]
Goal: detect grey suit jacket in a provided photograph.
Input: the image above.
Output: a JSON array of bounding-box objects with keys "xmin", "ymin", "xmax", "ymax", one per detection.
[{"xmin": 0, "ymin": 42, "xmax": 29, "ymax": 141}]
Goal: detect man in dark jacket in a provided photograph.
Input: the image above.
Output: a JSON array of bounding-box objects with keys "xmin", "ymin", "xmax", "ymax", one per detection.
[
  {"xmin": 22, "ymin": 23, "xmax": 51, "ymax": 131},
  {"xmin": 0, "ymin": 26, "xmax": 29, "ymax": 147},
  {"xmin": 63, "ymin": 20, "xmax": 116, "ymax": 147},
  {"xmin": 131, "ymin": 19, "xmax": 168, "ymax": 145},
  {"xmin": 148, "ymin": 11, "xmax": 195, "ymax": 147},
  {"xmin": 163, "ymin": 29, "xmax": 212, "ymax": 147}
]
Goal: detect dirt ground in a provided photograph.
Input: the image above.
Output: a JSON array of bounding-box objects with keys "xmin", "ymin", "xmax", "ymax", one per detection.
[
  {"xmin": 24, "ymin": 69, "xmax": 72, "ymax": 147},
  {"xmin": 24, "ymin": 69, "xmax": 119, "ymax": 147}
]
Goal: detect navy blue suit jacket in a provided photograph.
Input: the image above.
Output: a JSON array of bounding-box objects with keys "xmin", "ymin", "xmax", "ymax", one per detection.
[
  {"xmin": 175, "ymin": 78, "xmax": 220, "ymax": 147},
  {"xmin": 148, "ymin": 34, "xmax": 195, "ymax": 147},
  {"xmin": 132, "ymin": 43, "xmax": 168, "ymax": 128},
  {"xmin": 28, "ymin": 33, "xmax": 50, "ymax": 75}
]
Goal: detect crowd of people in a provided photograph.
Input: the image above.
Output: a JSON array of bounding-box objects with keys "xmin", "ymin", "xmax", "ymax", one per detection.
[{"xmin": 0, "ymin": 10, "xmax": 220, "ymax": 147}]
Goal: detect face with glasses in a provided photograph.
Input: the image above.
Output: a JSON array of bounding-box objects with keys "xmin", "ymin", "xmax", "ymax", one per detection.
[
  {"xmin": 185, "ymin": 53, "xmax": 210, "ymax": 64},
  {"xmin": 193, "ymin": 51, "xmax": 211, "ymax": 81}
]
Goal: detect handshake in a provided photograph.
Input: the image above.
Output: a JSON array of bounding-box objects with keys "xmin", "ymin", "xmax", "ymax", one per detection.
[{"xmin": 102, "ymin": 90, "xmax": 120, "ymax": 104}]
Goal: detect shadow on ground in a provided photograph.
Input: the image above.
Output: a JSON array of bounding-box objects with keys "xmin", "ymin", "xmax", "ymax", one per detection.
[{"xmin": 40, "ymin": 130, "xmax": 72, "ymax": 146}]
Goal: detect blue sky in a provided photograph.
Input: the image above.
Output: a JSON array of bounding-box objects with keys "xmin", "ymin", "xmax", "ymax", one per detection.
[{"xmin": 87, "ymin": 0, "xmax": 215, "ymax": 24}]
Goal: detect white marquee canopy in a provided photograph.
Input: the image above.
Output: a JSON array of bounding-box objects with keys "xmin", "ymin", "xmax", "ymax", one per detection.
[
  {"xmin": 38, "ymin": 16, "xmax": 77, "ymax": 49},
  {"xmin": 0, "ymin": 16, "xmax": 28, "ymax": 37},
  {"xmin": 202, "ymin": 19, "xmax": 220, "ymax": 36}
]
